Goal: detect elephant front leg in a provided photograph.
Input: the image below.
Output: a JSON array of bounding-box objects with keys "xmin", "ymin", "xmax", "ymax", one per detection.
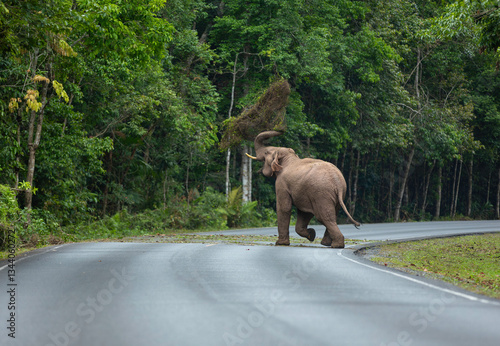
[
  {"xmin": 276, "ymin": 209, "xmax": 291, "ymax": 245},
  {"xmin": 275, "ymin": 190, "xmax": 292, "ymax": 246}
]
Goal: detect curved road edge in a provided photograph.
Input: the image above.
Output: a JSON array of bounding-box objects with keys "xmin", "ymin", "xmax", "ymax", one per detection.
[
  {"xmin": 344, "ymin": 231, "xmax": 500, "ymax": 306},
  {"xmin": 0, "ymin": 244, "xmax": 67, "ymax": 272}
]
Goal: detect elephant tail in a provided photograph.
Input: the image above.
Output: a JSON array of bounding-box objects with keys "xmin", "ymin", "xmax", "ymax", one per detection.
[{"xmin": 339, "ymin": 198, "xmax": 361, "ymax": 229}]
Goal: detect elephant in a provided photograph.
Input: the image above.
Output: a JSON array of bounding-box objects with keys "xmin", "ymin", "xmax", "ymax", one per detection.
[{"xmin": 246, "ymin": 131, "xmax": 360, "ymax": 248}]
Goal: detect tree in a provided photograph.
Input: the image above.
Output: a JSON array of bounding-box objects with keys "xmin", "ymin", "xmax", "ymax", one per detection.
[
  {"xmin": 2, "ymin": 0, "xmax": 499, "ymax": 237},
  {"xmin": 1, "ymin": 0, "xmax": 178, "ymax": 219},
  {"xmin": 467, "ymin": 54, "xmax": 500, "ymax": 219},
  {"xmin": 428, "ymin": 1, "xmax": 500, "ymax": 61},
  {"xmin": 2, "ymin": 0, "xmax": 77, "ymax": 208}
]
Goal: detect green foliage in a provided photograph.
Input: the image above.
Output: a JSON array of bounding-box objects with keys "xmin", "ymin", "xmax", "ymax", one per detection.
[
  {"xmin": 73, "ymin": 0, "xmax": 174, "ymax": 64},
  {"xmin": 66, "ymin": 187, "xmax": 271, "ymax": 239},
  {"xmin": 35, "ymin": 103, "xmax": 113, "ymax": 224},
  {"xmin": 427, "ymin": 1, "xmax": 500, "ymax": 62},
  {"xmin": 0, "ymin": 184, "xmax": 18, "ymax": 225},
  {"xmin": 0, "ymin": 0, "xmax": 499, "ymax": 245},
  {"xmin": 0, "ymin": 184, "xmax": 18, "ymax": 248},
  {"xmin": 16, "ymin": 209, "xmax": 67, "ymax": 247},
  {"xmin": 216, "ymin": 187, "xmax": 259, "ymax": 228},
  {"xmin": 0, "ymin": 185, "xmax": 69, "ymax": 249}
]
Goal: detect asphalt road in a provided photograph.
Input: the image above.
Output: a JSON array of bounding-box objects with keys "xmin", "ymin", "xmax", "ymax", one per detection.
[{"xmin": 1, "ymin": 221, "xmax": 499, "ymax": 346}]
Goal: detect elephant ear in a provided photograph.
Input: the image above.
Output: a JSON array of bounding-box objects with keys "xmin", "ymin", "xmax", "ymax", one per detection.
[{"xmin": 271, "ymin": 150, "xmax": 284, "ymax": 173}]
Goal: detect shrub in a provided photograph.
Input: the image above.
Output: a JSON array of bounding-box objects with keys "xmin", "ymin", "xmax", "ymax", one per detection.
[
  {"xmin": 0, "ymin": 184, "xmax": 20, "ymax": 248},
  {"xmin": 217, "ymin": 187, "xmax": 259, "ymax": 228}
]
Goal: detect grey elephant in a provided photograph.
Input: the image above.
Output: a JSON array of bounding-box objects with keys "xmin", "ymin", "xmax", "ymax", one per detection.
[{"xmin": 247, "ymin": 131, "xmax": 360, "ymax": 248}]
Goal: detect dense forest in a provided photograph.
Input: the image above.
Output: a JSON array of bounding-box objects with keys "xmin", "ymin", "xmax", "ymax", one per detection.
[{"xmin": 1, "ymin": 0, "xmax": 499, "ymax": 246}]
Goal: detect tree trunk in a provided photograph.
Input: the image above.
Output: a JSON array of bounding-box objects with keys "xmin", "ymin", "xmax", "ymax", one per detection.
[
  {"xmin": 25, "ymin": 75, "xmax": 50, "ymax": 209},
  {"xmin": 404, "ymin": 183, "xmax": 409, "ymax": 207},
  {"xmin": 25, "ymin": 110, "xmax": 38, "ymax": 208},
  {"xmin": 496, "ymin": 166, "xmax": 500, "ymax": 219},
  {"xmin": 452, "ymin": 159, "xmax": 463, "ymax": 217},
  {"xmin": 450, "ymin": 159, "xmax": 458, "ymax": 217},
  {"xmin": 185, "ymin": 151, "xmax": 192, "ymax": 206},
  {"xmin": 340, "ymin": 149, "xmax": 347, "ymax": 172},
  {"xmin": 350, "ymin": 150, "xmax": 360, "ymax": 216},
  {"xmin": 249, "ymin": 148, "xmax": 252, "ymax": 202},
  {"xmin": 102, "ymin": 150, "xmax": 113, "ymax": 216},
  {"xmin": 434, "ymin": 165, "xmax": 443, "ymax": 220},
  {"xmin": 394, "ymin": 147, "xmax": 415, "ymax": 222},
  {"xmin": 225, "ymin": 53, "xmax": 239, "ymax": 200},
  {"xmin": 467, "ymin": 157, "xmax": 473, "ymax": 217},
  {"xmin": 435, "ymin": 165, "xmax": 442, "ymax": 219},
  {"xmin": 411, "ymin": 172, "xmax": 417, "ymax": 215},
  {"xmin": 241, "ymin": 144, "xmax": 252, "ymax": 203},
  {"xmin": 421, "ymin": 160, "xmax": 435, "ymax": 217},
  {"xmin": 387, "ymin": 162, "xmax": 395, "ymax": 220},
  {"xmin": 241, "ymin": 147, "xmax": 248, "ymax": 198},
  {"xmin": 486, "ymin": 169, "xmax": 491, "ymax": 205},
  {"xmin": 456, "ymin": 159, "xmax": 463, "ymax": 217},
  {"xmin": 163, "ymin": 169, "xmax": 168, "ymax": 210},
  {"xmin": 15, "ymin": 108, "xmax": 22, "ymax": 188},
  {"xmin": 225, "ymin": 149, "xmax": 231, "ymax": 199},
  {"xmin": 415, "ymin": 48, "xmax": 422, "ymax": 112},
  {"xmin": 347, "ymin": 147, "xmax": 353, "ymax": 210}
]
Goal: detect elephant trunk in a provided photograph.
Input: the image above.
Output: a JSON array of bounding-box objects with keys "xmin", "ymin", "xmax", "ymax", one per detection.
[{"xmin": 252, "ymin": 131, "xmax": 282, "ymax": 160}]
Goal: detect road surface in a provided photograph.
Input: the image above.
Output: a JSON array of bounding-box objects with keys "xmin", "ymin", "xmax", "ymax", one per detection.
[{"xmin": 1, "ymin": 221, "xmax": 499, "ymax": 346}]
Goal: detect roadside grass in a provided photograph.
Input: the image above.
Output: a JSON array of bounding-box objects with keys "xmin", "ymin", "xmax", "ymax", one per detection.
[
  {"xmin": 369, "ymin": 233, "xmax": 500, "ymax": 299},
  {"xmin": 0, "ymin": 246, "xmax": 47, "ymax": 260},
  {"xmin": 111, "ymin": 233, "xmax": 367, "ymax": 247}
]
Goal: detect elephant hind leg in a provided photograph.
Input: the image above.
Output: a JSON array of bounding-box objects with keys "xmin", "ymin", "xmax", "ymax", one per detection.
[
  {"xmin": 295, "ymin": 210, "xmax": 316, "ymax": 242},
  {"xmin": 321, "ymin": 231, "xmax": 332, "ymax": 247},
  {"xmin": 328, "ymin": 227, "xmax": 344, "ymax": 248},
  {"xmin": 318, "ymin": 217, "xmax": 344, "ymax": 248}
]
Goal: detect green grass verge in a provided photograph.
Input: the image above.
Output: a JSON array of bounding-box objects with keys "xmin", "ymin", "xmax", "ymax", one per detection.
[
  {"xmin": 0, "ymin": 246, "xmax": 49, "ymax": 260},
  {"xmin": 112, "ymin": 233, "xmax": 367, "ymax": 247},
  {"xmin": 369, "ymin": 233, "xmax": 500, "ymax": 299}
]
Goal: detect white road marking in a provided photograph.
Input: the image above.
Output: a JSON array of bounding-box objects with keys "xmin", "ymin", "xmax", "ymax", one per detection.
[
  {"xmin": 0, "ymin": 244, "xmax": 66, "ymax": 272},
  {"xmin": 337, "ymin": 249, "xmax": 500, "ymax": 306}
]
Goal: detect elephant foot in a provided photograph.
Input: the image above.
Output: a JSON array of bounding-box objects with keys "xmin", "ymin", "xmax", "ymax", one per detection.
[
  {"xmin": 306, "ymin": 228, "xmax": 316, "ymax": 242},
  {"xmin": 321, "ymin": 234, "xmax": 344, "ymax": 248},
  {"xmin": 321, "ymin": 233, "xmax": 332, "ymax": 246},
  {"xmin": 330, "ymin": 241, "xmax": 345, "ymax": 249},
  {"xmin": 320, "ymin": 238, "xmax": 331, "ymax": 247},
  {"xmin": 275, "ymin": 240, "xmax": 290, "ymax": 246},
  {"xmin": 331, "ymin": 235, "xmax": 345, "ymax": 248}
]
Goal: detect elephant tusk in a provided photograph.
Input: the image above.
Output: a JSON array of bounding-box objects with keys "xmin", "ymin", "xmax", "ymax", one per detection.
[{"xmin": 245, "ymin": 153, "xmax": 258, "ymax": 160}]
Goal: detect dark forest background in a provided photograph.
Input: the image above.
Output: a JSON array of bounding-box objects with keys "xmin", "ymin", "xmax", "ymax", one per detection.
[{"xmin": 1, "ymin": 0, "xmax": 499, "ymax": 246}]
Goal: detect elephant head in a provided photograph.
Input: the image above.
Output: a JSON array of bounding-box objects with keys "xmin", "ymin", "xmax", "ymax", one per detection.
[{"xmin": 247, "ymin": 131, "xmax": 296, "ymax": 177}]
